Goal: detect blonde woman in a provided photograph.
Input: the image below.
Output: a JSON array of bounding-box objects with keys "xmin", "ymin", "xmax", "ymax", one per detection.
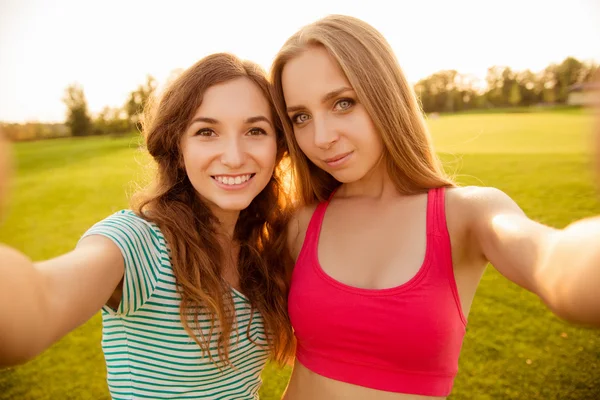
[{"xmin": 270, "ymin": 14, "xmax": 600, "ymax": 400}]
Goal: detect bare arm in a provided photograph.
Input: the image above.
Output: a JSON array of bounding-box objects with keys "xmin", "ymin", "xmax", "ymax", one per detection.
[
  {"xmin": 0, "ymin": 236, "xmax": 124, "ymax": 366},
  {"xmin": 536, "ymin": 216, "xmax": 600, "ymax": 325},
  {"xmin": 467, "ymin": 187, "xmax": 600, "ymax": 326}
]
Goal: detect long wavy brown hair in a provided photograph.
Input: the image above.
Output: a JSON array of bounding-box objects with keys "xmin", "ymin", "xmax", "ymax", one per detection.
[
  {"xmin": 271, "ymin": 15, "xmax": 455, "ymax": 204},
  {"xmin": 131, "ymin": 53, "xmax": 295, "ymax": 366}
]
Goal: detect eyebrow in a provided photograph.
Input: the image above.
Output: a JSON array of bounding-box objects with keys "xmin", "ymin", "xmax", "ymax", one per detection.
[
  {"xmin": 286, "ymin": 86, "xmax": 354, "ymax": 113},
  {"xmin": 189, "ymin": 115, "xmax": 273, "ymax": 128},
  {"xmin": 245, "ymin": 116, "xmax": 273, "ymax": 128}
]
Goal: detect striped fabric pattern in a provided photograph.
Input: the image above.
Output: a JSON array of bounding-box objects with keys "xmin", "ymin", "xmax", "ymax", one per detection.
[{"xmin": 81, "ymin": 210, "xmax": 269, "ymax": 399}]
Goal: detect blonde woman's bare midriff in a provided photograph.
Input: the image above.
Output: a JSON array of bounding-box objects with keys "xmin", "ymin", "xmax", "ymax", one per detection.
[{"xmin": 283, "ymin": 361, "xmax": 447, "ymax": 400}]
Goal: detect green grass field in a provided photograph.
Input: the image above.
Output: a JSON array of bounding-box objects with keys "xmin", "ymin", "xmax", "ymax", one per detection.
[{"xmin": 1, "ymin": 111, "xmax": 599, "ymax": 399}]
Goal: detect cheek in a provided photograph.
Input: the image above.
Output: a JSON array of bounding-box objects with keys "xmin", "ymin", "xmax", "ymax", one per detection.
[
  {"xmin": 181, "ymin": 143, "xmax": 213, "ymax": 176},
  {"xmin": 262, "ymin": 139, "xmax": 279, "ymax": 169},
  {"xmin": 361, "ymin": 122, "xmax": 383, "ymax": 154},
  {"xmin": 294, "ymin": 130, "xmax": 315, "ymax": 156},
  {"xmin": 248, "ymin": 138, "xmax": 278, "ymax": 170}
]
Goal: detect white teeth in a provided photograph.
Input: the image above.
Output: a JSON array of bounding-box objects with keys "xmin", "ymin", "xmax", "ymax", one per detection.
[{"xmin": 214, "ymin": 174, "xmax": 252, "ymax": 185}]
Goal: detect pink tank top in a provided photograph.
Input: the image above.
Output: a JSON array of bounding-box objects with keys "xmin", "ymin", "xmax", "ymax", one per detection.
[{"xmin": 288, "ymin": 187, "xmax": 467, "ymax": 397}]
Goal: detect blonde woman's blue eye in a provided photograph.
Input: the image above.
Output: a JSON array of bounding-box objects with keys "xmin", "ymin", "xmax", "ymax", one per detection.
[
  {"xmin": 293, "ymin": 113, "xmax": 310, "ymax": 124},
  {"xmin": 334, "ymin": 98, "xmax": 354, "ymax": 111}
]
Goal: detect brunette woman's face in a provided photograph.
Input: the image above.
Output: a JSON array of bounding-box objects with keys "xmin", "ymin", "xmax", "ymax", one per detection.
[{"xmin": 180, "ymin": 77, "xmax": 278, "ymax": 213}]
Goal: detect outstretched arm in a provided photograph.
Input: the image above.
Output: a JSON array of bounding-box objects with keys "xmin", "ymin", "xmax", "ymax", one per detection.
[
  {"xmin": 0, "ymin": 237, "xmax": 124, "ymax": 366},
  {"xmin": 537, "ymin": 216, "xmax": 600, "ymax": 324},
  {"xmin": 467, "ymin": 187, "xmax": 600, "ymax": 326},
  {"xmin": 0, "ymin": 132, "xmax": 124, "ymax": 366},
  {"xmin": 468, "ymin": 77, "xmax": 600, "ymax": 327}
]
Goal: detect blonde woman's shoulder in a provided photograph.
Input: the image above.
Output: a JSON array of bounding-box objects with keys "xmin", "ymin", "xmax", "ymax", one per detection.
[{"xmin": 445, "ymin": 185, "xmax": 521, "ymax": 244}]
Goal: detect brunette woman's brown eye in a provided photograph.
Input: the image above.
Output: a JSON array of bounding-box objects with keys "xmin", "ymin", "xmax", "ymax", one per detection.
[
  {"xmin": 247, "ymin": 128, "xmax": 267, "ymax": 136},
  {"xmin": 195, "ymin": 128, "xmax": 216, "ymax": 137}
]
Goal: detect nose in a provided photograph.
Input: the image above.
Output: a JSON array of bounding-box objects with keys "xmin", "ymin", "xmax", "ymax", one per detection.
[
  {"xmin": 221, "ymin": 137, "xmax": 245, "ymax": 169},
  {"xmin": 313, "ymin": 116, "xmax": 339, "ymax": 150}
]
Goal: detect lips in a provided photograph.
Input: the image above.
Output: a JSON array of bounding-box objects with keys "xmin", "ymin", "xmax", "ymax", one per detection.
[
  {"xmin": 324, "ymin": 151, "xmax": 353, "ymax": 164},
  {"xmin": 211, "ymin": 173, "xmax": 255, "ymax": 186}
]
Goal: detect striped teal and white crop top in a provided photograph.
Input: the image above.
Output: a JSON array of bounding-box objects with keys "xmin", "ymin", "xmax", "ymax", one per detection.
[{"xmin": 81, "ymin": 210, "xmax": 269, "ymax": 400}]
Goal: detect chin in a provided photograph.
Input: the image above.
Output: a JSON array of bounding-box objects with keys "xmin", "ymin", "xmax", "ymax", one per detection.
[
  {"xmin": 210, "ymin": 197, "xmax": 255, "ymax": 212},
  {"xmin": 328, "ymin": 169, "xmax": 364, "ymax": 184}
]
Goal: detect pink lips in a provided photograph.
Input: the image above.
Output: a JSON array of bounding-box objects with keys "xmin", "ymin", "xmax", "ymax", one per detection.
[{"xmin": 324, "ymin": 151, "xmax": 353, "ymax": 167}]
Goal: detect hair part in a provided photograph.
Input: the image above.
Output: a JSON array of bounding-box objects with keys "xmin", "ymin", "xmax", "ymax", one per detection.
[
  {"xmin": 133, "ymin": 53, "xmax": 295, "ymax": 366},
  {"xmin": 270, "ymin": 14, "xmax": 455, "ymax": 204}
]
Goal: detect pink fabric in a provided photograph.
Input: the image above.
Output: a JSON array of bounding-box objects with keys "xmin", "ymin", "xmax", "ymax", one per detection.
[{"xmin": 288, "ymin": 187, "xmax": 467, "ymax": 397}]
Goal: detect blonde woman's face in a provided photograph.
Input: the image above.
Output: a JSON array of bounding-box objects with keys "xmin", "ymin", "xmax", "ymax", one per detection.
[
  {"xmin": 281, "ymin": 46, "xmax": 384, "ymax": 183},
  {"xmin": 180, "ymin": 77, "xmax": 278, "ymax": 215}
]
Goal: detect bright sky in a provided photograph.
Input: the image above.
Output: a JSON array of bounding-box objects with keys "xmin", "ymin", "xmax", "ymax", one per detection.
[{"xmin": 1, "ymin": 0, "xmax": 598, "ymax": 123}]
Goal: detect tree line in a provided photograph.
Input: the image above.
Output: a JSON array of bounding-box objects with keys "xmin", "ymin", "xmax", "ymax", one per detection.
[
  {"xmin": 1, "ymin": 56, "xmax": 597, "ymax": 141},
  {"xmin": 63, "ymin": 75, "xmax": 158, "ymax": 137},
  {"xmin": 415, "ymin": 57, "xmax": 598, "ymax": 113},
  {"xmin": 2, "ymin": 75, "xmax": 158, "ymax": 141}
]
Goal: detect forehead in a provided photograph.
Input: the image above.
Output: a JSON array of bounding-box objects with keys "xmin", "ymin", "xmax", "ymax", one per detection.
[
  {"xmin": 281, "ymin": 46, "xmax": 352, "ymax": 104},
  {"xmin": 194, "ymin": 77, "xmax": 271, "ymax": 119}
]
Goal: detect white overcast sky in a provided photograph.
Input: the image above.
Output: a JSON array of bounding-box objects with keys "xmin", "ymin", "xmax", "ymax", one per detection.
[{"xmin": 0, "ymin": 0, "xmax": 598, "ymax": 123}]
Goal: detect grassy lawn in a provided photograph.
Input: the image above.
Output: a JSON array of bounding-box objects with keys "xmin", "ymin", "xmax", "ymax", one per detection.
[{"xmin": 1, "ymin": 112, "xmax": 599, "ymax": 399}]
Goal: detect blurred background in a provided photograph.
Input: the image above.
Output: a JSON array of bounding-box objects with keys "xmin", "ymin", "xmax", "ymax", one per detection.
[{"xmin": 1, "ymin": 0, "xmax": 599, "ymax": 399}]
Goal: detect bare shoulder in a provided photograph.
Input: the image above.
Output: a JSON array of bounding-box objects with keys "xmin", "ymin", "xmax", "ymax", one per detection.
[
  {"xmin": 446, "ymin": 186, "xmax": 522, "ymax": 216},
  {"xmin": 443, "ymin": 186, "xmax": 522, "ymax": 272},
  {"xmin": 287, "ymin": 203, "xmax": 318, "ymax": 261},
  {"xmin": 445, "ymin": 186, "xmax": 523, "ymax": 238},
  {"xmin": 77, "ymin": 234, "xmax": 124, "ymax": 257}
]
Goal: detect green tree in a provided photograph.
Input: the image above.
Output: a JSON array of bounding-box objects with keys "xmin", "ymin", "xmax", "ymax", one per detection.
[
  {"xmin": 63, "ymin": 84, "xmax": 92, "ymax": 137},
  {"xmin": 125, "ymin": 75, "xmax": 157, "ymax": 130},
  {"xmin": 516, "ymin": 69, "xmax": 541, "ymax": 106},
  {"xmin": 556, "ymin": 57, "xmax": 585, "ymax": 102},
  {"xmin": 509, "ymin": 82, "xmax": 522, "ymax": 106},
  {"xmin": 485, "ymin": 66, "xmax": 506, "ymax": 106},
  {"xmin": 93, "ymin": 107, "xmax": 130, "ymax": 135},
  {"xmin": 542, "ymin": 86, "xmax": 557, "ymax": 103},
  {"xmin": 540, "ymin": 64, "xmax": 559, "ymax": 104},
  {"xmin": 501, "ymin": 67, "xmax": 517, "ymax": 106}
]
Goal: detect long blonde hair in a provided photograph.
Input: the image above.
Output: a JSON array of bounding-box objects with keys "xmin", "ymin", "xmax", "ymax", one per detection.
[
  {"xmin": 133, "ymin": 53, "xmax": 295, "ymax": 366},
  {"xmin": 270, "ymin": 14, "xmax": 454, "ymax": 204}
]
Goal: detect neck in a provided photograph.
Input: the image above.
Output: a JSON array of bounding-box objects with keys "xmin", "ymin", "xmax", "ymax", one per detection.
[
  {"xmin": 338, "ymin": 158, "xmax": 396, "ymax": 200},
  {"xmin": 210, "ymin": 208, "xmax": 240, "ymax": 239}
]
